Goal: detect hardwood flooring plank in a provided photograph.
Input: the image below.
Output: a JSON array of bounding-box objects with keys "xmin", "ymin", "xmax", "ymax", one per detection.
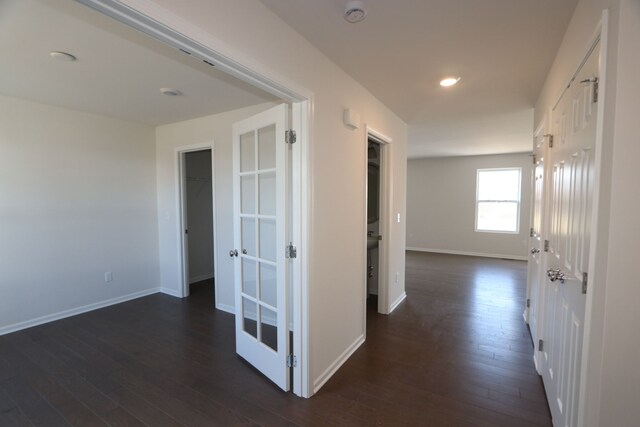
[
  {"xmin": 0, "ymin": 406, "xmax": 35, "ymax": 427},
  {"xmin": 0, "ymin": 375, "xmax": 70, "ymax": 427},
  {"xmin": 100, "ymin": 407, "xmax": 147, "ymax": 427},
  {"xmin": 0, "ymin": 336, "xmax": 108, "ymax": 427}
]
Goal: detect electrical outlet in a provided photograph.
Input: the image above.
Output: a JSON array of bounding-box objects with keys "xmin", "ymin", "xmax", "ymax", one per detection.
[{"xmin": 104, "ymin": 272, "xmax": 113, "ymax": 283}]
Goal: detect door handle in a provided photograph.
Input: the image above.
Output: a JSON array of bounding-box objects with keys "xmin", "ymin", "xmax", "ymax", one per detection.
[
  {"xmin": 546, "ymin": 268, "xmax": 565, "ymax": 283},
  {"xmin": 242, "ymin": 249, "xmax": 248, "ymax": 255},
  {"xmin": 531, "ymin": 248, "xmax": 540, "ymax": 254},
  {"xmin": 229, "ymin": 249, "xmax": 238, "ymax": 257},
  {"xmin": 367, "ymin": 231, "xmax": 382, "ymax": 240}
]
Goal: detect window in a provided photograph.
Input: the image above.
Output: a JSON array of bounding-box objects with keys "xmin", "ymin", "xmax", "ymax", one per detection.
[{"xmin": 476, "ymin": 168, "xmax": 521, "ymax": 233}]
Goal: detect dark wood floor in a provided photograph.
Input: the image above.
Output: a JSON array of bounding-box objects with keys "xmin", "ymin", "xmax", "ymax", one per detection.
[{"xmin": 0, "ymin": 252, "xmax": 551, "ymax": 426}]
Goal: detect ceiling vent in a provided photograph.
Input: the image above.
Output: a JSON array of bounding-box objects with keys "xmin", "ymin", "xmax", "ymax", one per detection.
[{"xmin": 344, "ymin": 0, "xmax": 367, "ymax": 23}]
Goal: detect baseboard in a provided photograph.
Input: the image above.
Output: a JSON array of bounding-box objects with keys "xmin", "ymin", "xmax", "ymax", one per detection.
[
  {"xmin": 160, "ymin": 287, "xmax": 183, "ymax": 298},
  {"xmin": 313, "ymin": 333, "xmax": 365, "ymax": 394},
  {"xmin": 216, "ymin": 303, "xmax": 235, "ymax": 315},
  {"xmin": 389, "ymin": 291, "xmax": 407, "ymax": 313},
  {"xmin": 0, "ymin": 287, "xmax": 160, "ymax": 336},
  {"xmin": 406, "ymin": 247, "xmax": 527, "ymax": 261},
  {"xmin": 189, "ymin": 273, "xmax": 214, "ymax": 284}
]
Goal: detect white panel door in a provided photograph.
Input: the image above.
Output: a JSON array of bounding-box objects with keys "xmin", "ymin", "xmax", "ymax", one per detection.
[
  {"xmin": 232, "ymin": 104, "xmax": 290, "ymax": 391},
  {"xmin": 540, "ymin": 42, "xmax": 599, "ymax": 427}
]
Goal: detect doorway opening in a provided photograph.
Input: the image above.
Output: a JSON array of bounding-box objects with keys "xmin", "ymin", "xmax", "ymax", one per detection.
[
  {"xmin": 366, "ymin": 139, "xmax": 382, "ymax": 312},
  {"xmin": 82, "ymin": 0, "xmax": 310, "ymax": 398},
  {"xmin": 364, "ymin": 128, "xmax": 391, "ymax": 317},
  {"xmin": 179, "ymin": 148, "xmax": 217, "ymax": 304}
]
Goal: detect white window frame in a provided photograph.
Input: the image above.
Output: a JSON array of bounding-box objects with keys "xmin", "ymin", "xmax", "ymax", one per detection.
[{"xmin": 475, "ymin": 167, "xmax": 522, "ymax": 234}]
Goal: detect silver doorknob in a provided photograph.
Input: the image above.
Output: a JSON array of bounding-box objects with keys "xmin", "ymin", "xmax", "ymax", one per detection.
[
  {"xmin": 531, "ymin": 248, "xmax": 540, "ymax": 254},
  {"xmin": 229, "ymin": 249, "xmax": 238, "ymax": 257},
  {"xmin": 546, "ymin": 268, "xmax": 565, "ymax": 283},
  {"xmin": 242, "ymin": 249, "xmax": 247, "ymax": 255}
]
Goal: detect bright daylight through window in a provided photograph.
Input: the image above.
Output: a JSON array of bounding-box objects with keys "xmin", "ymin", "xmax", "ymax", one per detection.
[{"xmin": 475, "ymin": 168, "xmax": 521, "ymax": 233}]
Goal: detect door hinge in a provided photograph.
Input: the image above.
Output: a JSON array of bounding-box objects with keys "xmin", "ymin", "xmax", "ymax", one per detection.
[
  {"xmin": 538, "ymin": 339, "xmax": 544, "ymax": 352},
  {"xmin": 581, "ymin": 77, "xmax": 599, "ymax": 103},
  {"xmin": 286, "ymin": 242, "xmax": 297, "ymax": 259},
  {"xmin": 285, "ymin": 130, "xmax": 296, "ymax": 144},
  {"xmin": 530, "ymin": 227, "xmax": 535, "ymax": 238},
  {"xmin": 544, "ymin": 240, "xmax": 550, "ymax": 252},
  {"xmin": 544, "ymin": 134, "xmax": 554, "ymax": 148},
  {"xmin": 582, "ymin": 272, "xmax": 588, "ymax": 294},
  {"xmin": 287, "ymin": 354, "xmax": 297, "ymax": 368},
  {"xmin": 532, "ymin": 155, "xmax": 537, "ymax": 165},
  {"xmin": 526, "ymin": 298, "xmax": 531, "ymax": 308}
]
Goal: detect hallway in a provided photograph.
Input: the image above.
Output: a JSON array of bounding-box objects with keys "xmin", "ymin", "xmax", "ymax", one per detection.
[
  {"xmin": 324, "ymin": 251, "xmax": 552, "ymax": 425},
  {"xmin": 0, "ymin": 254, "xmax": 550, "ymax": 426}
]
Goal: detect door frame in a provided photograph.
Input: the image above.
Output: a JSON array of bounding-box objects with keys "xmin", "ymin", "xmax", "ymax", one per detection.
[
  {"xmin": 77, "ymin": 0, "xmax": 313, "ymax": 398},
  {"xmin": 177, "ymin": 145, "xmax": 218, "ymax": 300},
  {"xmin": 363, "ymin": 126, "xmax": 392, "ymax": 318}
]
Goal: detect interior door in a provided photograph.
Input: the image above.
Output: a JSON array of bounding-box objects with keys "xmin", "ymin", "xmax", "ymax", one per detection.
[
  {"xmin": 540, "ymin": 41, "xmax": 599, "ymax": 427},
  {"xmin": 526, "ymin": 137, "xmax": 545, "ymax": 366},
  {"xmin": 232, "ymin": 103, "xmax": 290, "ymax": 391}
]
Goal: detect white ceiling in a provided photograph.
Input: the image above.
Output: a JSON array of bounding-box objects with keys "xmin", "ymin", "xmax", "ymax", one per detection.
[
  {"xmin": 0, "ymin": 0, "xmax": 277, "ymax": 126},
  {"xmin": 259, "ymin": 0, "xmax": 578, "ymax": 157}
]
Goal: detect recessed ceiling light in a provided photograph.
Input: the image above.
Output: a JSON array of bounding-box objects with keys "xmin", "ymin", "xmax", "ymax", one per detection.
[
  {"xmin": 49, "ymin": 51, "xmax": 77, "ymax": 62},
  {"xmin": 344, "ymin": 0, "xmax": 367, "ymax": 23},
  {"xmin": 440, "ymin": 77, "xmax": 461, "ymax": 87},
  {"xmin": 160, "ymin": 88, "xmax": 182, "ymax": 96}
]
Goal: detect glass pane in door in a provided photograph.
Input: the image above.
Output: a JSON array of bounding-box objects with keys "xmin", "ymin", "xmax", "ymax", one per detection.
[
  {"xmin": 259, "ymin": 219, "xmax": 276, "ymax": 262},
  {"xmin": 240, "ymin": 131, "xmax": 255, "ymax": 172},
  {"xmin": 241, "ymin": 175, "xmax": 255, "ymax": 214},
  {"xmin": 260, "ymin": 306, "xmax": 278, "ymax": 351},
  {"xmin": 241, "ymin": 258, "xmax": 256, "ymax": 298},
  {"xmin": 242, "ymin": 298, "xmax": 257, "ymax": 338},
  {"xmin": 258, "ymin": 124, "xmax": 276, "ymax": 170},
  {"xmin": 259, "ymin": 263, "xmax": 277, "ymax": 308},
  {"xmin": 259, "ymin": 172, "xmax": 276, "ymax": 215},
  {"xmin": 242, "ymin": 218, "xmax": 256, "ymax": 257}
]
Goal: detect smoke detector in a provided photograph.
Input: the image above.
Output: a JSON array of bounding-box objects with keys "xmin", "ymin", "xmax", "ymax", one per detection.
[{"xmin": 344, "ymin": 0, "xmax": 367, "ymax": 23}]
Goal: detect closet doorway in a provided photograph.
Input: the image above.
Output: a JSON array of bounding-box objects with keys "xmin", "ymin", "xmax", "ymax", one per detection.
[{"xmin": 180, "ymin": 148, "xmax": 217, "ymax": 302}]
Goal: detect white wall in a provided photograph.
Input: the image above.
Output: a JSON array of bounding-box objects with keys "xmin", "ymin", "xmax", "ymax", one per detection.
[
  {"xmin": 0, "ymin": 95, "xmax": 159, "ymax": 334},
  {"xmin": 155, "ymin": 102, "xmax": 277, "ymax": 309},
  {"xmin": 406, "ymin": 154, "xmax": 532, "ymax": 259},
  {"xmin": 535, "ymin": 0, "xmax": 640, "ymax": 424},
  {"xmin": 185, "ymin": 150, "xmax": 214, "ymax": 283},
  {"xmin": 598, "ymin": 0, "xmax": 640, "ymax": 423},
  {"xmin": 125, "ymin": 0, "xmax": 408, "ymax": 393}
]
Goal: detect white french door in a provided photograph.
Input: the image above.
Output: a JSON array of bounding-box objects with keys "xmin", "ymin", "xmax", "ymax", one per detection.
[
  {"xmin": 540, "ymin": 41, "xmax": 600, "ymax": 427},
  {"xmin": 232, "ymin": 104, "xmax": 290, "ymax": 391}
]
